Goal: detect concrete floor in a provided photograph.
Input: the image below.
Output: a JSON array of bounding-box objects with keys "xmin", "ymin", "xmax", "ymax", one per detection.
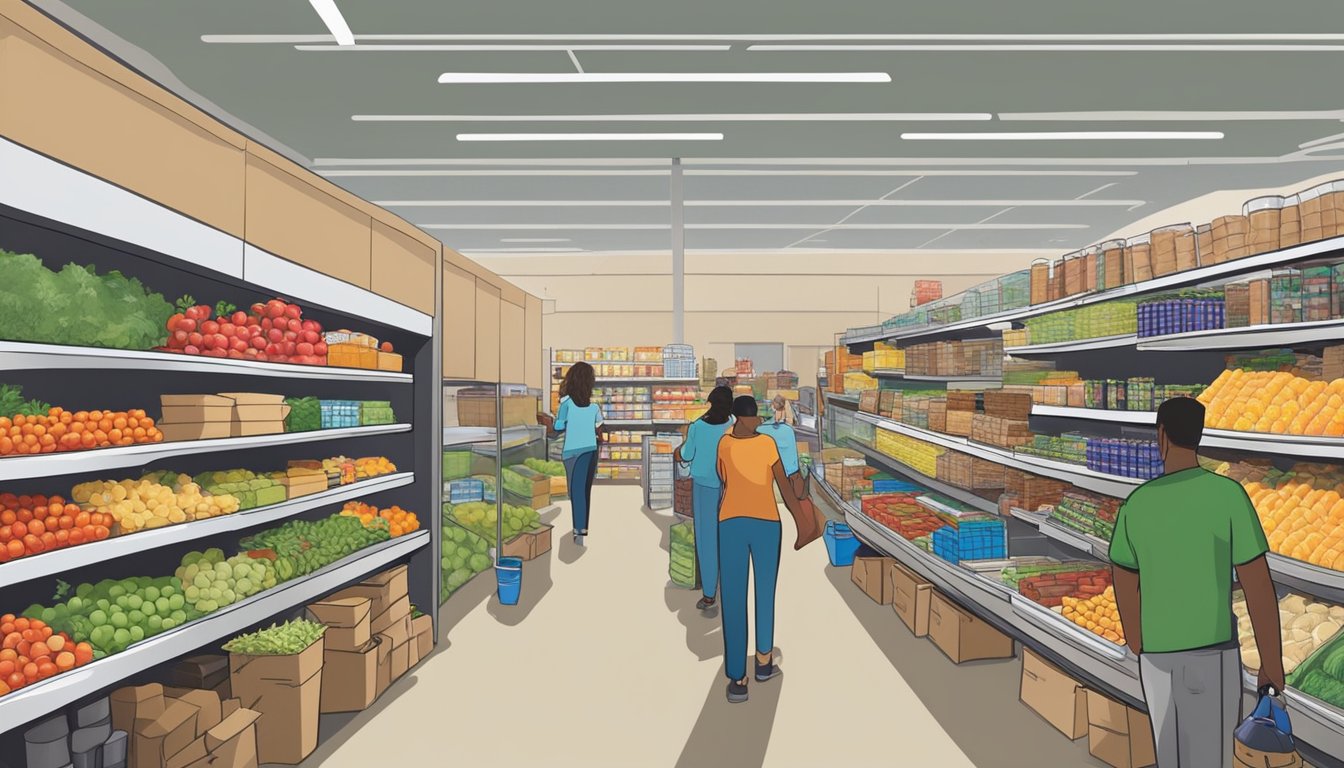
[{"xmin": 295, "ymin": 485, "xmax": 1108, "ymax": 767}]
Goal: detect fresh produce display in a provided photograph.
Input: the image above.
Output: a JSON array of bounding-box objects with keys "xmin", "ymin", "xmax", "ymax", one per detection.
[
  {"xmin": 523, "ymin": 457, "xmax": 565, "ymax": 477},
  {"xmin": 1048, "ymin": 491, "xmax": 1121, "ymax": 541},
  {"xmin": 1022, "ymin": 300, "xmax": 1138, "ymax": 345},
  {"xmin": 0, "ymin": 614, "xmax": 94, "ymax": 696},
  {"xmin": 285, "ymin": 397, "xmax": 321, "ymax": 432},
  {"xmin": 1059, "ymin": 586, "xmax": 1125, "ymax": 646},
  {"xmin": 359, "ymin": 400, "xmax": 395, "ymax": 426},
  {"xmin": 440, "ymin": 521, "xmax": 491, "ymax": 600},
  {"xmin": 446, "ymin": 501, "xmax": 540, "ymax": 545},
  {"xmin": 175, "ymin": 548, "xmax": 276, "ymax": 614},
  {"xmin": 339, "ymin": 501, "xmax": 420, "ymax": 537},
  {"xmin": 670, "ymin": 520, "xmax": 696, "ymax": 588},
  {"xmin": 1198, "ymin": 368, "xmax": 1344, "ymax": 436},
  {"xmin": 160, "ymin": 297, "xmax": 328, "ymax": 365},
  {"xmin": 0, "ymin": 494, "xmax": 112, "ymax": 562},
  {"xmin": 1290, "ymin": 630, "xmax": 1344, "ymax": 708},
  {"xmin": 72, "ymin": 477, "xmax": 241, "ymax": 533},
  {"xmin": 874, "ymin": 428, "xmax": 944, "ymax": 477},
  {"xmin": 1235, "ymin": 592, "xmax": 1344, "ymax": 675},
  {"xmin": 1227, "ymin": 461, "xmax": 1344, "ymax": 570},
  {"xmin": 193, "ymin": 470, "xmax": 285, "ymax": 510},
  {"xmin": 0, "ymin": 386, "xmax": 163, "ymax": 456},
  {"xmin": 1016, "ymin": 567, "xmax": 1111, "ymax": 608},
  {"xmin": 28, "ymin": 576, "xmax": 189, "ymax": 657},
  {"xmin": 1000, "ymin": 561, "xmax": 1106, "ymax": 590},
  {"xmin": 0, "ymin": 250, "xmax": 172, "ymax": 350},
  {"xmin": 223, "ymin": 619, "xmax": 326, "ymax": 656},
  {"xmin": 240, "ymin": 514, "xmax": 390, "ymax": 579},
  {"xmin": 861, "ymin": 494, "xmax": 944, "ymax": 541},
  {"xmin": 355, "ymin": 456, "xmax": 397, "ymax": 479}
]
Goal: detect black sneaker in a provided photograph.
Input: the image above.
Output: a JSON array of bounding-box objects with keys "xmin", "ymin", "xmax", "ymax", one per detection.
[
  {"xmin": 696, "ymin": 596, "xmax": 716, "ymax": 610},
  {"xmin": 755, "ymin": 658, "xmax": 780, "ymax": 683},
  {"xmin": 726, "ymin": 679, "xmax": 749, "ymax": 704}
]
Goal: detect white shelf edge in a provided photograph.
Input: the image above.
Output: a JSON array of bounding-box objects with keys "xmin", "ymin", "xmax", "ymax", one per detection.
[
  {"xmin": 0, "ymin": 531, "xmax": 428, "ymax": 729},
  {"xmin": 0, "ymin": 341, "xmax": 413, "ymax": 382},
  {"xmin": 1137, "ymin": 318, "xmax": 1344, "ymax": 351},
  {"xmin": 0, "ymin": 473, "xmax": 414, "ymax": 585},
  {"xmin": 842, "ymin": 439, "xmax": 999, "ymax": 514},
  {"xmin": 1030, "ymin": 407, "xmax": 1344, "ymax": 460},
  {"xmin": 1006, "ymin": 334, "xmax": 1138, "ymax": 355},
  {"xmin": 1266, "ymin": 553, "xmax": 1344, "ymax": 603},
  {"xmin": 442, "ymin": 425, "xmax": 545, "ymax": 449},
  {"xmin": 0, "ymin": 424, "xmax": 413, "ymax": 482},
  {"xmin": 1032, "ymin": 405, "xmax": 1156, "ymax": 425}
]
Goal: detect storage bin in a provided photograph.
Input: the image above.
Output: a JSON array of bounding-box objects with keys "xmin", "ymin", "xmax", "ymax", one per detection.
[
  {"xmin": 1099, "ymin": 239, "xmax": 1127, "ymax": 289},
  {"xmin": 1212, "ymin": 214, "xmax": 1251, "ymax": 263},
  {"xmin": 1245, "ymin": 196, "xmax": 1284, "ymax": 256},
  {"xmin": 1322, "ymin": 180, "xmax": 1344, "ymax": 239},
  {"xmin": 1280, "ymin": 193, "xmax": 1302, "ymax": 248},
  {"xmin": 1149, "ymin": 224, "xmax": 1195, "ymax": 277},
  {"xmin": 1124, "ymin": 233, "xmax": 1153, "ymax": 283},
  {"xmin": 824, "ymin": 521, "xmax": 862, "ymax": 567}
]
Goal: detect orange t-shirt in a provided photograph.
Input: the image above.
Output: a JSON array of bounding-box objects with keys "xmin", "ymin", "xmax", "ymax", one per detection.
[{"xmin": 716, "ymin": 433, "xmax": 782, "ymax": 522}]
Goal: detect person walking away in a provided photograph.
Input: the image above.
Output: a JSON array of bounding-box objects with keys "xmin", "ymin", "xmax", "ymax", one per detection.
[
  {"xmin": 760, "ymin": 395, "xmax": 808, "ymax": 502},
  {"xmin": 716, "ymin": 396, "xmax": 821, "ymax": 704},
  {"xmin": 1109, "ymin": 397, "xmax": 1283, "ymax": 767},
  {"xmin": 537, "ymin": 361, "xmax": 604, "ymax": 546},
  {"xmin": 674, "ymin": 386, "xmax": 735, "ymax": 610}
]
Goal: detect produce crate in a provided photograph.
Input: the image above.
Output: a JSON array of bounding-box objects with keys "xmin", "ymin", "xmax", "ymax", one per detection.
[
  {"xmin": 971, "ymin": 414, "xmax": 1033, "ymax": 448},
  {"xmin": 320, "ymin": 400, "xmax": 360, "ymax": 429}
]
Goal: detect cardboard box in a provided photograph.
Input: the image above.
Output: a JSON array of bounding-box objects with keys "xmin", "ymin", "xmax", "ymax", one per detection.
[
  {"xmin": 134, "ymin": 699, "xmax": 198, "ymax": 768},
  {"xmin": 374, "ymin": 635, "xmax": 394, "ymax": 699},
  {"xmin": 170, "ymin": 656, "xmax": 230, "ymax": 693},
  {"xmin": 889, "ymin": 563, "xmax": 933, "ymax": 637},
  {"xmin": 167, "ymin": 734, "xmax": 208, "ymax": 768},
  {"xmin": 1020, "ymin": 649, "xmax": 1088, "ymax": 739},
  {"xmin": 216, "ymin": 393, "xmax": 287, "ymax": 406},
  {"xmin": 928, "ymin": 591, "xmax": 1014, "ymax": 663},
  {"xmin": 159, "ymin": 422, "xmax": 232, "ymax": 442},
  {"xmin": 1085, "ymin": 689, "xmax": 1156, "ymax": 768},
  {"xmin": 412, "ymin": 614, "xmax": 433, "ymax": 662},
  {"xmin": 228, "ymin": 638, "xmax": 323, "ymax": 765},
  {"xmin": 160, "ymin": 395, "xmax": 235, "ymax": 409},
  {"xmin": 321, "ymin": 638, "xmax": 381, "ymax": 713},
  {"xmin": 330, "ymin": 565, "xmax": 409, "ymax": 617},
  {"xmin": 232, "ymin": 404, "xmax": 290, "ymax": 423},
  {"xmin": 282, "ymin": 475, "xmax": 328, "ymax": 498},
  {"xmin": 388, "ymin": 639, "xmax": 411, "ymax": 681},
  {"xmin": 112, "ymin": 684, "xmax": 166, "ymax": 735},
  {"xmin": 850, "ymin": 555, "xmax": 892, "ymax": 604},
  {"xmin": 377, "ymin": 351, "xmax": 403, "ymax": 372},
  {"xmin": 501, "ymin": 524, "xmax": 553, "ymax": 561},
  {"xmin": 160, "ymin": 405, "xmax": 234, "ymax": 424},
  {"xmin": 370, "ymin": 595, "xmax": 412, "ymax": 635},
  {"xmin": 228, "ymin": 420, "xmax": 286, "ymax": 438},
  {"xmin": 377, "ymin": 612, "xmax": 413, "ymax": 651},
  {"xmin": 165, "ymin": 687, "xmax": 223, "ymax": 735},
  {"xmin": 306, "ymin": 597, "xmax": 372, "ymax": 651},
  {"xmin": 179, "ymin": 707, "xmax": 261, "ymax": 768}
]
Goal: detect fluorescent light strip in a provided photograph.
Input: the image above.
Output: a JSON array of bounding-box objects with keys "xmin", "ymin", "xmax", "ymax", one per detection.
[
  {"xmin": 354, "ymin": 113, "xmax": 993, "ymax": 122},
  {"xmin": 202, "ymin": 34, "xmax": 1344, "ymax": 43},
  {"xmin": 460, "ymin": 247, "xmax": 585, "ymax": 253},
  {"xmin": 305, "ymin": 1, "xmax": 354, "ymax": 46},
  {"xmin": 318, "ymin": 169, "xmax": 1141, "ymax": 178},
  {"xmin": 314, "ymin": 157, "xmax": 670, "ymax": 166},
  {"xmin": 379, "ymin": 198, "xmax": 1143, "ymax": 207},
  {"xmin": 1001, "ymin": 110, "xmax": 1344, "ymax": 122},
  {"xmin": 750, "ymin": 44, "xmax": 1344, "ymax": 51},
  {"xmin": 422, "ymin": 223, "xmax": 1087, "ymax": 231},
  {"xmin": 456, "ymin": 133, "xmax": 724, "ymax": 142},
  {"xmin": 320, "ymin": 170, "xmax": 671, "ymax": 177},
  {"xmin": 296, "ymin": 44, "xmax": 732, "ymax": 51},
  {"xmin": 437, "ymin": 72, "xmax": 892, "ymax": 84},
  {"xmin": 901, "ymin": 131, "xmax": 1224, "ymax": 141},
  {"xmin": 500, "ymin": 238, "xmax": 572, "ymax": 243}
]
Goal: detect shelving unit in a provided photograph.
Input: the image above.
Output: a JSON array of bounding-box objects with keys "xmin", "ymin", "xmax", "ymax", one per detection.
[
  {"xmin": 1004, "ymin": 334, "xmax": 1137, "ymax": 355},
  {"xmin": 842, "ymin": 439, "xmax": 999, "ymax": 515},
  {"xmin": 1136, "ymin": 318, "xmax": 1344, "ymax": 352}
]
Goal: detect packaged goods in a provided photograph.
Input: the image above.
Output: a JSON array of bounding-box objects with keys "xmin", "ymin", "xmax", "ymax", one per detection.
[
  {"xmin": 936, "ymin": 451, "xmax": 1006, "ymax": 491},
  {"xmin": 1085, "ymin": 438, "xmax": 1162, "ymax": 480},
  {"xmin": 1098, "ymin": 240, "xmax": 1127, "ymax": 290},
  {"xmin": 1061, "ymin": 586, "xmax": 1126, "ymax": 646},
  {"xmin": 946, "ymin": 409, "xmax": 974, "ymax": 437},
  {"xmin": 1225, "ymin": 283, "xmax": 1251, "ymax": 328},
  {"xmin": 1023, "ymin": 300, "xmax": 1137, "ymax": 345},
  {"xmin": 1030, "ymin": 260, "xmax": 1052, "ymax": 305},
  {"xmin": 1245, "ymin": 196, "xmax": 1284, "ymax": 256},
  {"xmin": 873, "ymin": 428, "xmax": 944, "ymax": 477},
  {"xmin": 1124, "ymin": 234, "xmax": 1153, "ymax": 283},
  {"xmin": 1050, "ymin": 491, "xmax": 1122, "ymax": 540},
  {"xmin": 1017, "ymin": 568, "xmax": 1112, "ymax": 608},
  {"xmin": 1136, "ymin": 290, "xmax": 1225, "ymax": 338},
  {"xmin": 1150, "ymin": 224, "xmax": 1197, "ymax": 276},
  {"xmin": 1212, "ymin": 214, "xmax": 1252, "ymax": 263},
  {"xmin": 1303, "ymin": 265, "xmax": 1332, "ymax": 322},
  {"xmin": 1005, "ymin": 469, "xmax": 1071, "ymax": 512},
  {"xmin": 1280, "ymin": 193, "xmax": 1303, "ymax": 248},
  {"xmin": 971, "ymin": 414, "xmax": 1033, "ymax": 448},
  {"xmin": 932, "ymin": 518, "xmax": 1006, "ymax": 564},
  {"xmin": 1270, "ymin": 268, "xmax": 1304, "ymax": 325}
]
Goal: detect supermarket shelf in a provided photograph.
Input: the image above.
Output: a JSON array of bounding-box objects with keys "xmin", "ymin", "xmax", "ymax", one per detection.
[
  {"xmin": 815, "ymin": 473, "xmax": 859, "ymax": 514},
  {"xmin": 1030, "ymin": 407, "xmax": 1344, "ymax": 460},
  {"xmin": 825, "ymin": 392, "xmax": 860, "ymax": 409},
  {"xmin": 868, "ymin": 368, "xmax": 907, "ymax": 378},
  {"xmin": 1136, "ymin": 318, "xmax": 1344, "ymax": 352},
  {"xmin": 853, "ymin": 411, "xmax": 1141, "ymax": 498},
  {"xmin": 1038, "ymin": 518, "xmax": 1109, "ymax": 561},
  {"xmin": 1267, "ymin": 554, "xmax": 1344, "ymax": 605},
  {"xmin": 900, "ymin": 373, "xmax": 1002, "ymax": 385},
  {"xmin": 1005, "ymin": 334, "xmax": 1137, "ymax": 355},
  {"xmin": 0, "ymin": 530, "xmax": 428, "ymax": 728},
  {"xmin": 1281, "ymin": 690, "xmax": 1344, "ymax": 765},
  {"xmin": 0, "ymin": 472, "xmax": 414, "ymax": 586},
  {"xmin": 842, "ymin": 439, "xmax": 999, "ymax": 515},
  {"xmin": 0, "ymin": 424, "xmax": 413, "ymax": 482},
  {"xmin": 0, "ymin": 138, "xmax": 432, "ymax": 336},
  {"xmin": 1031, "ymin": 405, "xmax": 1156, "ymax": 425},
  {"xmin": 593, "ymin": 377, "xmax": 701, "ymax": 384},
  {"xmin": 0, "ymin": 340, "xmax": 413, "ymax": 383},
  {"xmin": 841, "ymin": 233, "xmax": 1344, "ymax": 347},
  {"xmin": 443, "ymin": 425, "xmax": 546, "ymax": 451},
  {"xmin": 1008, "ymin": 506, "xmax": 1051, "ymax": 528}
]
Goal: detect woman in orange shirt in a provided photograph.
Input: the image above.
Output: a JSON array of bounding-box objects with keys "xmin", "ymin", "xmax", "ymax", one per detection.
[{"xmin": 716, "ymin": 396, "xmax": 820, "ymax": 704}]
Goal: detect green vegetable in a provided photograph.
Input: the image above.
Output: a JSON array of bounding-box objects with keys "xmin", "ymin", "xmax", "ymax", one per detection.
[{"xmin": 223, "ymin": 619, "xmax": 327, "ymax": 656}]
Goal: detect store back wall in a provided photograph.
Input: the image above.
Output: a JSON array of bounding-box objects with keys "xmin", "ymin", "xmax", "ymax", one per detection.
[{"xmin": 474, "ymin": 250, "xmax": 1044, "ymax": 389}]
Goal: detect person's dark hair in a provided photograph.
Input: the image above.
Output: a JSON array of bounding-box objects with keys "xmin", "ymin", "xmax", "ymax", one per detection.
[
  {"xmin": 702, "ymin": 386, "xmax": 734, "ymax": 425},
  {"xmin": 559, "ymin": 361, "xmax": 595, "ymax": 408},
  {"xmin": 731, "ymin": 395, "xmax": 758, "ymax": 417},
  {"xmin": 1157, "ymin": 396, "xmax": 1204, "ymax": 449}
]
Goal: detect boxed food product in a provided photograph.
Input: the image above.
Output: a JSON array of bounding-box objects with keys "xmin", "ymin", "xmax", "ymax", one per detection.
[
  {"xmin": 927, "ymin": 590, "xmax": 1014, "ymax": 663},
  {"xmin": 306, "ymin": 597, "xmax": 372, "ymax": 651},
  {"xmin": 1085, "ymin": 689, "xmax": 1156, "ymax": 768},
  {"xmin": 319, "ymin": 400, "xmax": 361, "ymax": 429},
  {"xmin": 328, "ymin": 343, "xmax": 378, "ymax": 370},
  {"xmin": 1030, "ymin": 260, "xmax": 1052, "ymax": 305},
  {"xmin": 377, "ymin": 351, "xmax": 403, "ymax": 372},
  {"xmin": 1149, "ymin": 223, "xmax": 1197, "ymax": 276},
  {"xmin": 1212, "ymin": 214, "xmax": 1251, "ymax": 263},
  {"xmin": 1099, "ymin": 240, "xmax": 1127, "ymax": 289},
  {"xmin": 850, "ymin": 555, "xmax": 893, "ymax": 604},
  {"xmin": 159, "ymin": 422, "xmax": 232, "ymax": 442},
  {"xmin": 1281, "ymin": 193, "xmax": 1303, "ymax": 248},
  {"xmin": 1245, "ymin": 196, "xmax": 1284, "ymax": 256},
  {"xmin": 945, "ymin": 409, "xmax": 974, "ymax": 437},
  {"xmin": 983, "ymin": 390, "xmax": 1032, "ymax": 420},
  {"xmin": 1020, "ymin": 649, "xmax": 1088, "ymax": 740},
  {"xmin": 889, "ymin": 562, "xmax": 933, "ymax": 636},
  {"xmin": 1124, "ymin": 235, "xmax": 1153, "ymax": 283},
  {"xmin": 971, "ymin": 414, "xmax": 1033, "ymax": 448},
  {"xmin": 159, "ymin": 394, "xmax": 235, "ymax": 425},
  {"xmin": 359, "ymin": 400, "xmax": 396, "ymax": 426}
]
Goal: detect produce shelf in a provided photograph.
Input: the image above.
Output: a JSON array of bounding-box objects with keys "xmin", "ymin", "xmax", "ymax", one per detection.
[
  {"xmin": 0, "ymin": 341, "xmax": 414, "ymax": 383},
  {"xmin": 1031, "ymin": 405, "xmax": 1155, "ymax": 425},
  {"xmin": 853, "ymin": 411, "xmax": 1141, "ymax": 499},
  {"xmin": 867, "ymin": 368, "xmax": 907, "ymax": 378},
  {"xmin": 0, "ymin": 530, "xmax": 428, "ymax": 729},
  {"xmin": 1136, "ymin": 317, "xmax": 1344, "ymax": 352},
  {"xmin": 1266, "ymin": 554, "xmax": 1344, "ymax": 605},
  {"xmin": 1005, "ymin": 334, "xmax": 1137, "ymax": 355},
  {"xmin": 1038, "ymin": 518, "xmax": 1109, "ymax": 561},
  {"xmin": 1008, "ymin": 506, "xmax": 1051, "ymax": 528},
  {"xmin": 841, "ymin": 233, "xmax": 1344, "ymax": 347},
  {"xmin": 0, "ymin": 472, "xmax": 414, "ymax": 587},
  {"xmin": 0, "ymin": 423, "xmax": 413, "ymax": 482},
  {"xmin": 1031, "ymin": 407, "xmax": 1344, "ymax": 460},
  {"xmin": 842, "ymin": 438, "xmax": 999, "ymax": 515},
  {"xmin": 442, "ymin": 425, "xmax": 546, "ymax": 451},
  {"xmin": 900, "ymin": 373, "xmax": 1003, "ymax": 385}
]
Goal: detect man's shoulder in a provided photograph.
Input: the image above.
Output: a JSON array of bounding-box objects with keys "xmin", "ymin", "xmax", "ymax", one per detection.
[{"xmin": 1127, "ymin": 468, "xmax": 1243, "ymax": 504}]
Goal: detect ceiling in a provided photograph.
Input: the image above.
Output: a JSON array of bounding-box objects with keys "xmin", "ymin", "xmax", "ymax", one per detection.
[{"xmin": 32, "ymin": 0, "xmax": 1344, "ymax": 255}]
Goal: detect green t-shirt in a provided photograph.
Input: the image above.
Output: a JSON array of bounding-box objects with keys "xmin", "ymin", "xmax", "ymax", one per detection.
[{"xmin": 1108, "ymin": 467, "xmax": 1269, "ymax": 654}]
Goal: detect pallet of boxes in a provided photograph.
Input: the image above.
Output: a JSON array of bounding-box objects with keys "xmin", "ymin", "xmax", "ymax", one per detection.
[{"xmin": 105, "ymin": 681, "xmax": 261, "ymax": 768}]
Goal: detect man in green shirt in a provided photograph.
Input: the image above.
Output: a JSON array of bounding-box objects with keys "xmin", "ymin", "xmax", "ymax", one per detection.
[{"xmin": 1110, "ymin": 397, "xmax": 1284, "ymax": 767}]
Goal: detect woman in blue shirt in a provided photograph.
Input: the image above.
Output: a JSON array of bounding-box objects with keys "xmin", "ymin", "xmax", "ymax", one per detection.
[
  {"xmin": 674, "ymin": 386, "xmax": 734, "ymax": 610},
  {"xmin": 538, "ymin": 362, "xmax": 604, "ymax": 546}
]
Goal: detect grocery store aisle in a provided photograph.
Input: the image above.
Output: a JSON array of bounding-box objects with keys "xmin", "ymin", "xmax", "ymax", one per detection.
[{"xmin": 299, "ymin": 486, "xmax": 1101, "ymax": 767}]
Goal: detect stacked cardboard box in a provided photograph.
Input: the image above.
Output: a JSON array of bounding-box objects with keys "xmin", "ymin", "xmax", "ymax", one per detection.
[
  {"xmin": 928, "ymin": 399, "xmax": 947, "ymax": 433},
  {"xmin": 168, "ymin": 655, "xmax": 232, "ymax": 701},
  {"xmin": 1005, "ymin": 468, "xmax": 1071, "ymax": 512},
  {"xmin": 1211, "ymin": 214, "xmax": 1251, "ymax": 263},
  {"xmin": 228, "ymin": 636, "xmax": 322, "ymax": 765},
  {"xmin": 330, "ymin": 566, "xmax": 415, "ymax": 695},
  {"xmin": 971, "ymin": 414, "xmax": 1034, "ymax": 448},
  {"xmin": 308, "ymin": 596, "xmax": 381, "ymax": 714},
  {"xmin": 878, "ymin": 389, "xmax": 901, "ymax": 419},
  {"xmin": 946, "ymin": 408, "xmax": 974, "ymax": 437},
  {"xmin": 219, "ymin": 393, "xmax": 289, "ymax": 437},
  {"xmin": 157, "ymin": 393, "xmax": 289, "ymax": 441},
  {"xmin": 110, "ymin": 684, "xmax": 260, "ymax": 768},
  {"xmin": 937, "ymin": 451, "xmax": 1006, "ymax": 491},
  {"xmin": 889, "ymin": 562, "xmax": 933, "ymax": 636}
]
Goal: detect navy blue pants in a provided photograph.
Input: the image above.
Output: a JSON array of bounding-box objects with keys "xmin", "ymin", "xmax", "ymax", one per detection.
[{"xmin": 563, "ymin": 449, "xmax": 598, "ymax": 532}]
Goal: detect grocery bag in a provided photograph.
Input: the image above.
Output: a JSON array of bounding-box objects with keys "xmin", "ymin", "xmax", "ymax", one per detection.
[
  {"xmin": 669, "ymin": 521, "xmax": 699, "ymax": 589},
  {"xmin": 1233, "ymin": 689, "xmax": 1302, "ymax": 768}
]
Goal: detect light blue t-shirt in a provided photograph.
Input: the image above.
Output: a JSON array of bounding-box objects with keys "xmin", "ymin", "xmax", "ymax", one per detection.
[
  {"xmin": 757, "ymin": 421, "xmax": 800, "ymax": 476},
  {"xmin": 680, "ymin": 417, "xmax": 732, "ymax": 488},
  {"xmin": 555, "ymin": 395, "xmax": 603, "ymax": 458}
]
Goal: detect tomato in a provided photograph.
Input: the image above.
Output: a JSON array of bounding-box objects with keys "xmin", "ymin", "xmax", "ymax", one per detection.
[
  {"xmin": 6, "ymin": 672, "xmax": 23, "ymax": 690},
  {"xmin": 266, "ymin": 300, "xmax": 286, "ymax": 318},
  {"xmin": 21, "ymin": 662, "xmax": 36, "ymax": 681},
  {"xmin": 73, "ymin": 643, "xmax": 94, "ymax": 666},
  {"xmin": 36, "ymin": 662, "xmax": 56, "ymax": 680}
]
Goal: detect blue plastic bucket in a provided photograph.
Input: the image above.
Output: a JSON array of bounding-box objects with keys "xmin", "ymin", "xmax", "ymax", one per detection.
[
  {"xmin": 496, "ymin": 557, "xmax": 523, "ymax": 605},
  {"xmin": 824, "ymin": 521, "xmax": 861, "ymax": 567}
]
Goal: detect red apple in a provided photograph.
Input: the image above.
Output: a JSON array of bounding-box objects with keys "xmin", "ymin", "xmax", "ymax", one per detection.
[
  {"xmin": 296, "ymin": 342, "xmax": 315, "ymax": 357},
  {"xmin": 202, "ymin": 320, "xmax": 220, "ymax": 336},
  {"xmin": 250, "ymin": 336, "xmax": 267, "ymax": 350},
  {"xmin": 314, "ymin": 341, "xmax": 328, "ymax": 356},
  {"xmin": 231, "ymin": 311, "xmax": 248, "ymax": 326}
]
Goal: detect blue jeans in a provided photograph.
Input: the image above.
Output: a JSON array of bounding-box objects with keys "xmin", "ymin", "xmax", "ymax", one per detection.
[
  {"xmin": 563, "ymin": 449, "xmax": 598, "ymax": 532},
  {"xmin": 719, "ymin": 517, "xmax": 782, "ymax": 682},
  {"xmin": 692, "ymin": 483, "xmax": 722, "ymax": 598}
]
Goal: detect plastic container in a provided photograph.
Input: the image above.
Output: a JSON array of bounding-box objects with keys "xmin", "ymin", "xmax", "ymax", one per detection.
[
  {"xmin": 1279, "ymin": 193, "xmax": 1302, "ymax": 248},
  {"xmin": 823, "ymin": 521, "xmax": 861, "ymax": 567},
  {"xmin": 1212, "ymin": 214, "xmax": 1251, "ymax": 263},
  {"xmin": 1149, "ymin": 224, "xmax": 1196, "ymax": 277},
  {"xmin": 1029, "ymin": 259, "xmax": 1052, "ymax": 305},
  {"xmin": 1244, "ymin": 196, "xmax": 1284, "ymax": 257},
  {"xmin": 1322, "ymin": 180, "xmax": 1344, "ymax": 238},
  {"xmin": 1098, "ymin": 239, "xmax": 1127, "ymax": 289},
  {"xmin": 1060, "ymin": 249, "xmax": 1087, "ymax": 296},
  {"xmin": 496, "ymin": 556, "xmax": 523, "ymax": 605},
  {"xmin": 1124, "ymin": 233, "xmax": 1153, "ymax": 283}
]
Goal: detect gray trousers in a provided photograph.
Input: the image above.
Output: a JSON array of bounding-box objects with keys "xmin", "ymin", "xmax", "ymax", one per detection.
[{"xmin": 1139, "ymin": 646, "xmax": 1241, "ymax": 768}]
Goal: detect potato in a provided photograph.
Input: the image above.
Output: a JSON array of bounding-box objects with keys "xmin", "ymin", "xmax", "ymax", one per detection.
[
  {"xmin": 1330, "ymin": 606, "xmax": 1344, "ymax": 621},
  {"xmin": 1313, "ymin": 621, "xmax": 1341, "ymax": 645},
  {"xmin": 1288, "ymin": 628, "xmax": 1312, "ymax": 643},
  {"xmin": 1243, "ymin": 648, "xmax": 1261, "ymax": 671},
  {"xmin": 1291, "ymin": 612, "xmax": 1324, "ymax": 631},
  {"xmin": 1283, "ymin": 595, "xmax": 1309, "ymax": 614},
  {"xmin": 1306, "ymin": 602, "xmax": 1329, "ymax": 615}
]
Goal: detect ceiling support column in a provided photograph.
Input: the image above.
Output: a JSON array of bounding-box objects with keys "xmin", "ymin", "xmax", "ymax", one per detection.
[{"xmin": 671, "ymin": 157, "xmax": 685, "ymax": 344}]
